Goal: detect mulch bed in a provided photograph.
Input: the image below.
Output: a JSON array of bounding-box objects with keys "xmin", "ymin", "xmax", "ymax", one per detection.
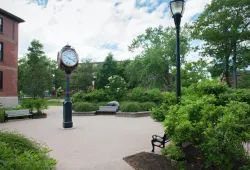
[
  {"xmin": 123, "ymin": 152, "xmax": 203, "ymax": 170},
  {"xmin": 123, "ymin": 152, "xmax": 179, "ymax": 170}
]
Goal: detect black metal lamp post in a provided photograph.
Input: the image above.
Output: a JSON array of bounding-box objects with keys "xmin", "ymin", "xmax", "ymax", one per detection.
[{"xmin": 169, "ymin": 0, "xmax": 185, "ymax": 103}]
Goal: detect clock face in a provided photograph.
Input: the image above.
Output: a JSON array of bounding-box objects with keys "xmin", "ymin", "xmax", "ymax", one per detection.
[{"xmin": 62, "ymin": 50, "xmax": 78, "ymax": 67}]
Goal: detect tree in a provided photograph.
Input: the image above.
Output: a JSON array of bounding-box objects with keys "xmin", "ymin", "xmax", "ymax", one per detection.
[
  {"xmin": 172, "ymin": 59, "xmax": 209, "ymax": 87},
  {"xmin": 50, "ymin": 60, "xmax": 65, "ymax": 90},
  {"xmin": 96, "ymin": 53, "xmax": 118, "ymax": 89},
  {"xmin": 117, "ymin": 59, "xmax": 131, "ymax": 83},
  {"xmin": 20, "ymin": 40, "xmax": 53, "ymax": 98},
  {"xmin": 127, "ymin": 25, "xmax": 191, "ymax": 89},
  {"xmin": 71, "ymin": 58, "xmax": 94, "ymax": 92},
  {"xmin": 105, "ymin": 75, "xmax": 127, "ymax": 100},
  {"xmin": 192, "ymin": 0, "xmax": 250, "ymax": 87},
  {"xmin": 238, "ymin": 70, "xmax": 250, "ymax": 89}
]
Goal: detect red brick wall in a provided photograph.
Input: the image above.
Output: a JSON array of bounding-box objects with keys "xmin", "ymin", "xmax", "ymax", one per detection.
[{"xmin": 0, "ymin": 14, "xmax": 19, "ymax": 97}]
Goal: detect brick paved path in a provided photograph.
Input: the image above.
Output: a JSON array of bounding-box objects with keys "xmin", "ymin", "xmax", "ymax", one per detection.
[{"xmin": 0, "ymin": 106, "xmax": 164, "ymax": 170}]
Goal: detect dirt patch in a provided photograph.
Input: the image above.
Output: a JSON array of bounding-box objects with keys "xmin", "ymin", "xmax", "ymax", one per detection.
[{"xmin": 123, "ymin": 152, "xmax": 179, "ymax": 170}]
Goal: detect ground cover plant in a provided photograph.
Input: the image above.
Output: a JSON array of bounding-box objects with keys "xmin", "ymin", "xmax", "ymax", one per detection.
[{"xmin": 0, "ymin": 131, "xmax": 57, "ymax": 169}]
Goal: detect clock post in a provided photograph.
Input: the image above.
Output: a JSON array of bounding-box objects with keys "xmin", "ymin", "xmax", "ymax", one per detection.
[{"xmin": 57, "ymin": 45, "xmax": 79, "ymax": 129}]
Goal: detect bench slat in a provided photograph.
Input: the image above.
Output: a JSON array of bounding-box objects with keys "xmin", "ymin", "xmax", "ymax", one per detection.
[{"xmin": 98, "ymin": 106, "xmax": 117, "ymax": 112}]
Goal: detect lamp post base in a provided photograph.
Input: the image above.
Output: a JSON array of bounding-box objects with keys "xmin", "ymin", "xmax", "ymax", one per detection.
[
  {"xmin": 62, "ymin": 121, "xmax": 73, "ymax": 128},
  {"xmin": 63, "ymin": 101, "xmax": 73, "ymax": 128}
]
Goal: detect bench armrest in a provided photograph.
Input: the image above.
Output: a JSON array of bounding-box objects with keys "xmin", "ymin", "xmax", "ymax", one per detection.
[{"xmin": 152, "ymin": 135, "xmax": 163, "ymax": 140}]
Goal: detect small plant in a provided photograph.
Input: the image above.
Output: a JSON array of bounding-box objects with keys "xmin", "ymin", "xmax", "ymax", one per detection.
[
  {"xmin": 0, "ymin": 131, "xmax": 56, "ymax": 169},
  {"xmin": 33, "ymin": 99, "xmax": 48, "ymax": 114},
  {"xmin": 72, "ymin": 91, "xmax": 86, "ymax": 103},
  {"xmin": 21, "ymin": 99, "xmax": 48, "ymax": 114},
  {"xmin": 140, "ymin": 102, "xmax": 156, "ymax": 111},
  {"xmin": 105, "ymin": 75, "xmax": 127, "ymax": 100},
  {"xmin": 56, "ymin": 87, "xmax": 64, "ymax": 98},
  {"xmin": 72, "ymin": 102, "xmax": 96, "ymax": 112},
  {"xmin": 120, "ymin": 102, "xmax": 142, "ymax": 112}
]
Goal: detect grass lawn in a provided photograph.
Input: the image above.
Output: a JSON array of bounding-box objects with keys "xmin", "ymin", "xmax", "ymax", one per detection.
[{"xmin": 47, "ymin": 101, "xmax": 62, "ymax": 106}]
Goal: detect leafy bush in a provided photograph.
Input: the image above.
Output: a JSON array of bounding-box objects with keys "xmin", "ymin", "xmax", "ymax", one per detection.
[
  {"xmin": 0, "ymin": 131, "xmax": 56, "ymax": 169},
  {"xmin": 195, "ymin": 79, "xmax": 228, "ymax": 96},
  {"xmin": 150, "ymin": 92, "xmax": 176, "ymax": 122},
  {"xmin": 72, "ymin": 91, "xmax": 86, "ymax": 103},
  {"xmin": 85, "ymin": 89, "xmax": 111, "ymax": 102},
  {"xmin": 0, "ymin": 109, "xmax": 5, "ymax": 121},
  {"xmin": 158, "ymin": 81, "xmax": 250, "ymax": 169},
  {"xmin": 129, "ymin": 87, "xmax": 163, "ymax": 103},
  {"xmin": 218, "ymin": 88, "xmax": 250, "ymax": 105},
  {"xmin": 144, "ymin": 88, "xmax": 163, "ymax": 104},
  {"xmin": 72, "ymin": 102, "xmax": 96, "ymax": 112},
  {"xmin": 105, "ymin": 75, "xmax": 127, "ymax": 100},
  {"xmin": 33, "ymin": 99, "xmax": 48, "ymax": 114},
  {"xmin": 120, "ymin": 102, "xmax": 142, "ymax": 112},
  {"xmin": 129, "ymin": 87, "xmax": 145, "ymax": 102},
  {"xmin": 21, "ymin": 99, "xmax": 35, "ymax": 112},
  {"xmin": 56, "ymin": 87, "xmax": 64, "ymax": 98},
  {"xmin": 140, "ymin": 102, "xmax": 156, "ymax": 111},
  {"xmin": 21, "ymin": 99, "xmax": 48, "ymax": 114}
]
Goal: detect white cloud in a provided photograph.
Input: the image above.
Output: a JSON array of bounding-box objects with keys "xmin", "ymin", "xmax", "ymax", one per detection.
[{"xmin": 0, "ymin": 0, "xmax": 210, "ymax": 62}]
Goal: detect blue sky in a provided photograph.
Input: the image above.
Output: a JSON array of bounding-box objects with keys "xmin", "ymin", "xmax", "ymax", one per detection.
[{"xmin": 1, "ymin": 0, "xmax": 210, "ymax": 62}]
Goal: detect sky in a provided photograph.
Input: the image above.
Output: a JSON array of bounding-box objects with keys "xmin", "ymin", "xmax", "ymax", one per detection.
[{"xmin": 0, "ymin": 0, "xmax": 211, "ymax": 62}]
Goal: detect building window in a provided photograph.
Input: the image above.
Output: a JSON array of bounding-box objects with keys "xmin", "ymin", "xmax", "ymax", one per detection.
[
  {"xmin": 0, "ymin": 18, "xmax": 2, "ymax": 33},
  {"xmin": 0, "ymin": 43, "xmax": 2, "ymax": 60},
  {"xmin": 0, "ymin": 72, "xmax": 2, "ymax": 90}
]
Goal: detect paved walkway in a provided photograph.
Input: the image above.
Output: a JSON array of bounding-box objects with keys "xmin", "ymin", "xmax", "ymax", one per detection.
[{"xmin": 0, "ymin": 106, "xmax": 164, "ymax": 170}]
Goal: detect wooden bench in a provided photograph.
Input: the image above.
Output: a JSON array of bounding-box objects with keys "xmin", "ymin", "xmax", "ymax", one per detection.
[
  {"xmin": 4, "ymin": 109, "xmax": 33, "ymax": 122},
  {"xmin": 151, "ymin": 134, "xmax": 170, "ymax": 152},
  {"xmin": 96, "ymin": 106, "xmax": 118, "ymax": 115}
]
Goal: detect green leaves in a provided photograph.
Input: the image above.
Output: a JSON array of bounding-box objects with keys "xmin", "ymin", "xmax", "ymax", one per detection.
[{"xmin": 153, "ymin": 80, "xmax": 250, "ymax": 169}]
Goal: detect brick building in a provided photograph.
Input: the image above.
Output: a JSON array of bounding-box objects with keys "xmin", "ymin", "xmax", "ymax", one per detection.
[{"xmin": 0, "ymin": 9, "xmax": 24, "ymax": 108}]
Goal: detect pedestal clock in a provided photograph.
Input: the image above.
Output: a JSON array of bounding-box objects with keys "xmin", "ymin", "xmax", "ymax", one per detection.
[{"xmin": 57, "ymin": 45, "xmax": 79, "ymax": 128}]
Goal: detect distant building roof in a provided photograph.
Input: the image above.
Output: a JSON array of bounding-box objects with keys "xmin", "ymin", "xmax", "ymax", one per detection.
[{"xmin": 0, "ymin": 8, "xmax": 25, "ymax": 23}]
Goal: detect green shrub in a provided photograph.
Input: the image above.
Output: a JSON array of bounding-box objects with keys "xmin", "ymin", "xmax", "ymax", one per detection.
[
  {"xmin": 195, "ymin": 79, "xmax": 228, "ymax": 96},
  {"xmin": 129, "ymin": 87, "xmax": 163, "ymax": 103},
  {"xmin": 72, "ymin": 102, "xmax": 96, "ymax": 112},
  {"xmin": 33, "ymin": 99, "xmax": 48, "ymax": 114},
  {"xmin": 0, "ymin": 131, "xmax": 56, "ymax": 169},
  {"xmin": 85, "ymin": 89, "xmax": 111, "ymax": 102},
  {"xmin": 140, "ymin": 102, "xmax": 156, "ymax": 111},
  {"xmin": 120, "ymin": 102, "xmax": 142, "ymax": 112},
  {"xmin": 56, "ymin": 87, "xmax": 64, "ymax": 98},
  {"xmin": 163, "ymin": 96, "xmax": 250, "ymax": 169},
  {"xmin": 72, "ymin": 91, "xmax": 86, "ymax": 103},
  {"xmin": 152, "ymin": 80, "xmax": 250, "ymax": 169},
  {"xmin": 105, "ymin": 75, "xmax": 127, "ymax": 100},
  {"xmin": 21, "ymin": 99, "xmax": 35, "ymax": 112},
  {"xmin": 21, "ymin": 99, "xmax": 48, "ymax": 114},
  {"xmin": 144, "ymin": 88, "xmax": 163, "ymax": 103},
  {"xmin": 218, "ymin": 88, "xmax": 250, "ymax": 105},
  {"xmin": 129, "ymin": 87, "xmax": 145, "ymax": 102},
  {"xmin": 0, "ymin": 109, "xmax": 5, "ymax": 121},
  {"xmin": 162, "ymin": 143, "xmax": 185, "ymax": 161},
  {"xmin": 150, "ymin": 92, "xmax": 176, "ymax": 122}
]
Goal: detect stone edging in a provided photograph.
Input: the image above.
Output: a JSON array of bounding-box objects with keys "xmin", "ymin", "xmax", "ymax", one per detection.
[
  {"xmin": 116, "ymin": 111, "xmax": 150, "ymax": 117},
  {"xmin": 72, "ymin": 111, "xmax": 150, "ymax": 117},
  {"xmin": 72, "ymin": 111, "xmax": 96, "ymax": 116}
]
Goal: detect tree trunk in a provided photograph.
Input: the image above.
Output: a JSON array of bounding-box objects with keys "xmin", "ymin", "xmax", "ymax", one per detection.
[
  {"xmin": 225, "ymin": 55, "xmax": 231, "ymax": 87},
  {"xmin": 233, "ymin": 42, "xmax": 237, "ymax": 88}
]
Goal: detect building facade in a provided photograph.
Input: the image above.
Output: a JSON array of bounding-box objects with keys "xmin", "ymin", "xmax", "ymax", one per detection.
[{"xmin": 0, "ymin": 9, "xmax": 24, "ymax": 108}]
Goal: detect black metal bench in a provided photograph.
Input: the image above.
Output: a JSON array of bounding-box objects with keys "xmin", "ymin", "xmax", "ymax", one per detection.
[
  {"xmin": 4, "ymin": 109, "xmax": 33, "ymax": 122},
  {"xmin": 96, "ymin": 106, "xmax": 118, "ymax": 115},
  {"xmin": 151, "ymin": 134, "xmax": 170, "ymax": 152}
]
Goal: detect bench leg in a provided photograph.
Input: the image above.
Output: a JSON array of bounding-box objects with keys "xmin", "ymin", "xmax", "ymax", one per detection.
[{"xmin": 151, "ymin": 140, "xmax": 155, "ymax": 152}]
